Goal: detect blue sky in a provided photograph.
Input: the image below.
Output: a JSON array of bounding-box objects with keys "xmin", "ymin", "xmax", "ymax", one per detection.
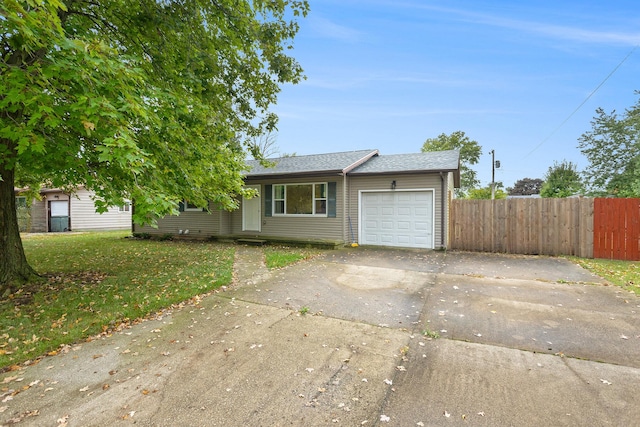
[{"xmin": 271, "ymin": 0, "xmax": 640, "ymax": 188}]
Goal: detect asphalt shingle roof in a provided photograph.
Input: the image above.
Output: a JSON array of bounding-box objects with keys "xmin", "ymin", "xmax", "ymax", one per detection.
[
  {"xmin": 349, "ymin": 150, "xmax": 460, "ymax": 174},
  {"xmin": 245, "ymin": 149, "xmax": 460, "ymax": 180},
  {"xmin": 246, "ymin": 149, "xmax": 378, "ymax": 176}
]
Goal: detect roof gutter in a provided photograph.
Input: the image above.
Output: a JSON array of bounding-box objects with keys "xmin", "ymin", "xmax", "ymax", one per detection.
[{"xmin": 348, "ymin": 168, "xmax": 457, "ymax": 177}]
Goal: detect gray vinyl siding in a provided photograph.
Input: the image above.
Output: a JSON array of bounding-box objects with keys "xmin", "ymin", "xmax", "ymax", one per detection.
[
  {"xmin": 70, "ymin": 188, "xmax": 131, "ymax": 231},
  {"xmin": 235, "ymin": 178, "xmax": 344, "ymax": 241},
  {"xmin": 29, "ymin": 199, "xmax": 48, "ymax": 232},
  {"xmin": 347, "ymin": 173, "xmax": 449, "ymax": 248},
  {"xmin": 134, "ymin": 201, "xmax": 224, "ymax": 237}
]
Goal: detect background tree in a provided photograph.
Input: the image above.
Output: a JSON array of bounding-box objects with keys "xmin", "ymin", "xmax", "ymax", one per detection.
[
  {"xmin": 0, "ymin": 0, "xmax": 309, "ymax": 294},
  {"xmin": 421, "ymin": 131, "xmax": 481, "ymax": 197},
  {"xmin": 540, "ymin": 161, "xmax": 584, "ymax": 198},
  {"xmin": 467, "ymin": 183, "xmax": 507, "ymax": 200},
  {"xmin": 507, "ymin": 178, "xmax": 544, "ymax": 196},
  {"xmin": 249, "ymin": 131, "xmax": 280, "ymax": 159},
  {"xmin": 578, "ymin": 102, "xmax": 640, "ymax": 197}
]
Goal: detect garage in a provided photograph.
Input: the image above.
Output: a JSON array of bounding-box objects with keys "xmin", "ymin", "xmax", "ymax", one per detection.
[{"xmin": 360, "ymin": 190, "xmax": 434, "ymax": 249}]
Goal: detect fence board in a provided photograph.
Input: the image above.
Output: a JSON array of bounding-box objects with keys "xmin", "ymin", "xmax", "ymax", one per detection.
[
  {"xmin": 450, "ymin": 198, "xmax": 594, "ymax": 258},
  {"xmin": 593, "ymin": 198, "xmax": 640, "ymax": 260}
]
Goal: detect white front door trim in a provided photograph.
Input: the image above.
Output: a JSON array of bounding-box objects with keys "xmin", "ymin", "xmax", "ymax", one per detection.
[{"xmin": 242, "ymin": 185, "xmax": 262, "ymax": 232}]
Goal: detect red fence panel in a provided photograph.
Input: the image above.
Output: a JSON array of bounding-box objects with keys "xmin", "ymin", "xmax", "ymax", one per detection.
[{"xmin": 593, "ymin": 198, "xmax": 640, "ymax": 261}]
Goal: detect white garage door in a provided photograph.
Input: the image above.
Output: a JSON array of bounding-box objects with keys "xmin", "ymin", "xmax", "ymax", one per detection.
[{"xmin": 360, "ymin": 191, "xmax": 434, "ymax": 249}]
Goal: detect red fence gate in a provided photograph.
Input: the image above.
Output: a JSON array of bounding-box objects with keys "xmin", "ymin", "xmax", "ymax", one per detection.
[{"xmin": 593, "ymin": 198, "xmax": 640, "ymax": 260}]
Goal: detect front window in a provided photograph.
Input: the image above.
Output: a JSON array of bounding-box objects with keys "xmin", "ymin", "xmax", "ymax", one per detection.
[{"xmin": 273, "ymin": 183, "xmax": 327, "ymax": 216}]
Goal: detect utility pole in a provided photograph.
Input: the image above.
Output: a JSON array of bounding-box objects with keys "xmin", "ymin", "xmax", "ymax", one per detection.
[
  {"xmin": 490, "ymin": 150, "xmax": 501, "ymax": 200},
  {"xmin": 490, "ymin": 150, "xmax": 495, "ymax": 200}
]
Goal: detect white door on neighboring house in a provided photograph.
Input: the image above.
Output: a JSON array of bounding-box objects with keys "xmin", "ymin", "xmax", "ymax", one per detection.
[
  {"xmin": 242, "ymin": 185, "xmax": 261, "ymax": 232},
  {"xmin": 49, "ymin": 200, "xmax": 70, "ymax": 232}
]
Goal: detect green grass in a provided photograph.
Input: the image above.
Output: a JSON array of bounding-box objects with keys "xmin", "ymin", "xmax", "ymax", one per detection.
[
  {"xmin": 0, "ymin": 231, "xmax": 235, "ymax": 369},
  {"xmin": 263, "ymin": 245, "xmax": 323, "ymax": 269},
  {"xmin": 570, "ymin": 257, "xmax": 640, "ymax": 295}
]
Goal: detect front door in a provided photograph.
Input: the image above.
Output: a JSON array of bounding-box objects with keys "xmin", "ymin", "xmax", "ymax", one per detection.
[{"xmin": 242, "ymin": 185, "xmax": 261, "ymax": 232}]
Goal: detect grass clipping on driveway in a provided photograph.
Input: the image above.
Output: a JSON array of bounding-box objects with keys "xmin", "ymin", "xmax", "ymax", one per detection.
[{"xmin": 0, "ymin": 231, "xmax": 235, "ymax": 370}]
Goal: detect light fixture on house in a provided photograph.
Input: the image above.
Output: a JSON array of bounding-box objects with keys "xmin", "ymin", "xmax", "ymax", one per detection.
[{"xmin": 391, "ymin": 180, "xmax": 396, "ymax": 190}]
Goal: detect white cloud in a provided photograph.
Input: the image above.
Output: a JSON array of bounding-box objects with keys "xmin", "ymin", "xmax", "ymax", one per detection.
[
  {"xmin": 383, "ymin": 1, "xmax": 640, "ymax": 46},
  {"xmin": 308, "ymin": 15, "xmax": 363, "ymax": 42}
]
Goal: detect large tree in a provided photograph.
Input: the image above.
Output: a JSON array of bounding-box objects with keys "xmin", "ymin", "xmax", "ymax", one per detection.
[
  {"xmin": 421, "ymin": 131, "xmax": 481, "ymax": 197},
  {"xmin": 540, "ymin": 161, "xmax": 584, "ymax": 198},
  {"xmin": 578, "ymin": 102, "xmax": 640, "ymax": 197},
  {"xmin": 507, "ymin": 178, "xmax": 544, "ymax": 196},
  {"xmin": 0, "ymin": 0, "xmax": 309, "ymax": 295}
]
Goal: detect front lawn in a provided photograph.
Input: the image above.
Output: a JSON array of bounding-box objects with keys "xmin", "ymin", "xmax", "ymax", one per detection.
[{"xmin": 1, "ymin": 232, "xmax": 236, "ymax": 370}]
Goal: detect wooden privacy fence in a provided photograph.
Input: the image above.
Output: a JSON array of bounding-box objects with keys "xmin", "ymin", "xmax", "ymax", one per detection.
[
  {"xmin": 450, "ymin": 198, "xmax": 640, "ymax": 260},
  {"xmin": 449, "ymin": 198, "xmax": 594, "ymax": 258},
  {"xmin": 593, "ymin": 198, "xmax": 640, "ymax": 260}
]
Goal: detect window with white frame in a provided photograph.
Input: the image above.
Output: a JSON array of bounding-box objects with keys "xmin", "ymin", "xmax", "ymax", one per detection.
[
  {"xmin": 273, "ymin": 183, "xmax": 327, "ymax": 216},
  {"xmin": 118, "ymin": 201, "xmax": 131, "ymax": 212},
  {"xmin": 181, "ymin": 200, "xmax": 205, "ymax": 212}
]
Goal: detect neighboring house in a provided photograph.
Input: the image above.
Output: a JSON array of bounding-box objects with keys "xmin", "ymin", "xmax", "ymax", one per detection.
[
  {"xmin": 15, "ymin": 187, "xmax": 132, "ymax": 233},
  {"xmin": 134, "ymin": 149, "xmax": 460, "ymax": 249}
]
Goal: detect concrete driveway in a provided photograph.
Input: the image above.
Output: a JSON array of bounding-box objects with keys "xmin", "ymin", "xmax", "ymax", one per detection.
[{"xmin": 1, "ymin": 247, "xmax": 639, "ymax": 426}]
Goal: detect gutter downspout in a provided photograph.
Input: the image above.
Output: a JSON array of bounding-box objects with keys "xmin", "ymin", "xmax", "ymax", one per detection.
[
  {"xmin": 342, "ymin": 173, "xmax": 348, "ymax": 244},
  {"xmin": 439, "ymin": 172, "xmax": 446, "ymax": 249}
]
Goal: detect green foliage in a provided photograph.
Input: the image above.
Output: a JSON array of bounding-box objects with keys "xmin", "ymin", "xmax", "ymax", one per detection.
[
  {"xmin": 0, "ymin": 232, "xmax": 234, "ymax": 368},
  {"xmin": 421, "ymin": 131, "xmax": 482, "ymax": 197},
  {"xmin": 540, "ymin": 160, "xmax": 584, "ymax": 198},
  {"xmin": 507, "ymin": 178, "xmax": 544, "ymax": 196},
  {"xmin": 3, "ymin": 0, "xmax": 308, "ymax": 216},
  {"xmin": 578, "ymin": 102, "xmax": 640, "ymax": 197},
  {"xmin": 422, "ymin": 329, "xmax": 440, "ymax": 339},
  {"xmin": 466, "ymin": 184, "xmax": 507, "ymax": 199},
  {"xmin": 299, "ymin": 306, "xmax": 310, "ymax": 315},
  {"xmin": 1, "ymin": 0, "xmax": 309, "ymax": 288}
]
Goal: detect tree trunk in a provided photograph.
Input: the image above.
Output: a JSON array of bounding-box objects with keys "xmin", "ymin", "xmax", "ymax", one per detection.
[{"xmin": 0, "ymin": 150, "xmax": 39, "ymax": 298}]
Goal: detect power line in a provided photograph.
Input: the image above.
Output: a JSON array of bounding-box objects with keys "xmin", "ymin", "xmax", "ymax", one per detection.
[{"xmin": 523, "ymin": 44, "xmax": 639, "ymax": 159}]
